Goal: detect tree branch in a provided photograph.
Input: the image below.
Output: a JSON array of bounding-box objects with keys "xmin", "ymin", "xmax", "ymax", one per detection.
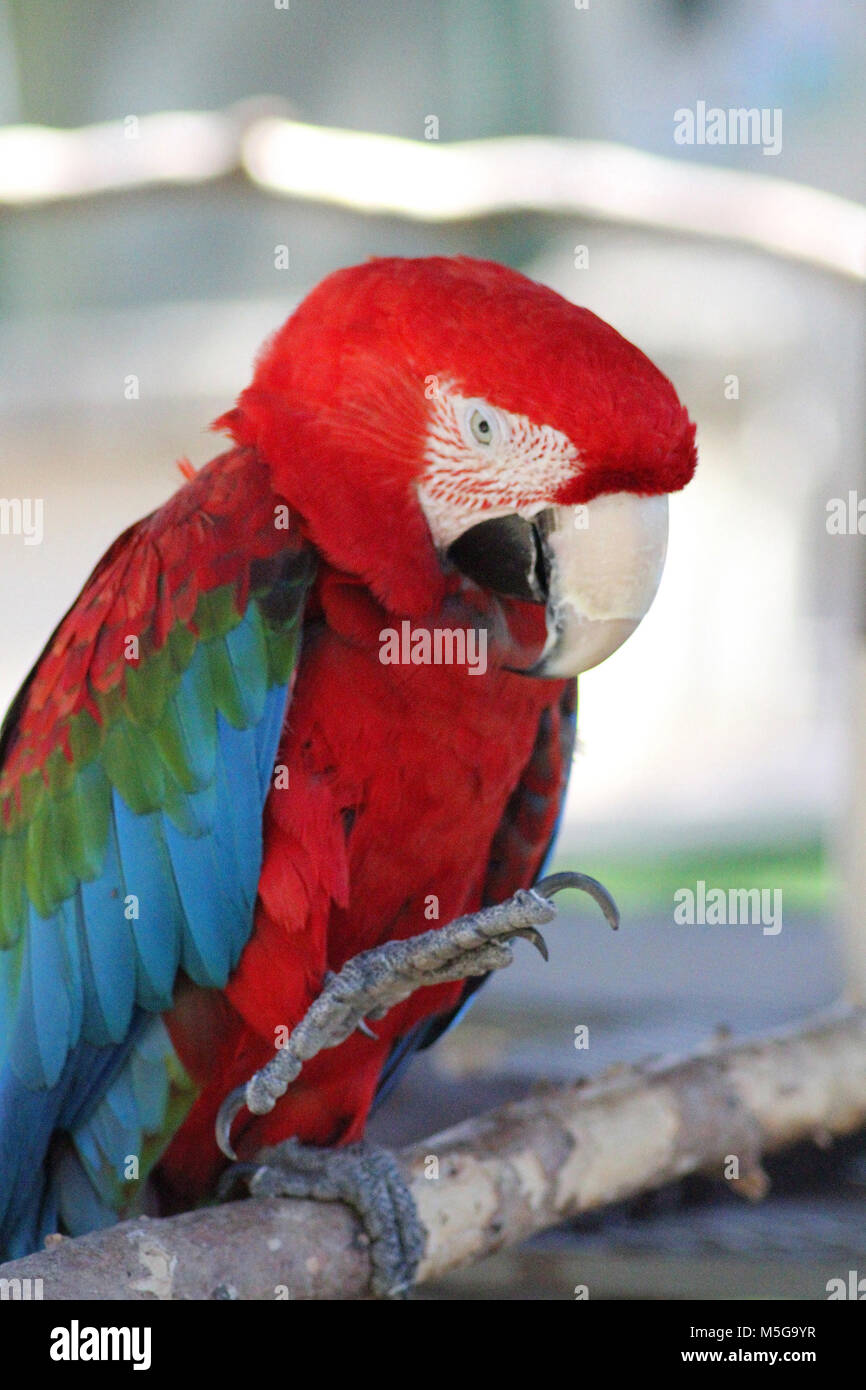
[{"xmin": 2, "ymin": 1003, "xmax": 865, "ymax": 1300}]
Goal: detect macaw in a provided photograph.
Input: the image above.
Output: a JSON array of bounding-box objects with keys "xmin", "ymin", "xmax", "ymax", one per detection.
[{"xmin": 0, "ymin": 256, "xmax": 696, "ymax": 1293}]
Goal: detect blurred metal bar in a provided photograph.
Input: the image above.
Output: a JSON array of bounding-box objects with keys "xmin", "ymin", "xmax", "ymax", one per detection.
[
  {"xmin": 0, "ymin": 110, "xmax": 241, "ymax": 201},
  {"xmin": 242, "ymin": 119, "xmax": 866, "ymax": 282},
  {"xmin": 0, "ymin": 108, "xmax": 863, "ymax": 282}
]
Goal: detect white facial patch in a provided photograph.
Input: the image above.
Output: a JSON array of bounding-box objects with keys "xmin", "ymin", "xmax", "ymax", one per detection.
[{"xmin": 417, "ymin": 386, "xmax": 578, "ymax": 550}]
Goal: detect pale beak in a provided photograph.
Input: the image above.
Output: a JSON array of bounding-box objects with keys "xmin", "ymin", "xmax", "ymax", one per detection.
[
  {"xmin": 446, "ymin": 491, "xmax": 669, "ymax": 677},
  {"xmin": 530, "ymin": 493, "xmax": 668, "ymax": 676}
]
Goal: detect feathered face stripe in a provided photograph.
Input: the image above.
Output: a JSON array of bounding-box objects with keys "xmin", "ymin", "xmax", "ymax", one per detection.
[{"xmin": 418, "ymin": 384, "xmax": 579, "ymax": 551}]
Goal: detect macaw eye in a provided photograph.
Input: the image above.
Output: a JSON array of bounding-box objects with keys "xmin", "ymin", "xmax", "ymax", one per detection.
[{"xmin": 467, "ymin": 404, "xmax": 499, "ymax": 447}]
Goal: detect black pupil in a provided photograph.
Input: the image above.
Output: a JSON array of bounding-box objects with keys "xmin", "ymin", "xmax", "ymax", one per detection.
[{"xmin": 477, "ymin": 418, "xmax": 490, "ymax": 434}]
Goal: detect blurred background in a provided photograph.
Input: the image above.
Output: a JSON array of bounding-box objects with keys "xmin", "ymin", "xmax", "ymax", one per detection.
[{"xmin": 1, "ymin": 0, "xmax": 864, "ymax": 1298}]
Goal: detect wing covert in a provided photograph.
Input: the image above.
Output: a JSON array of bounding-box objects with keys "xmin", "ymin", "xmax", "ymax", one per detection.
[{"xmin": 0, "ymin": 447, "xmax": 315, "ymax": 1090}]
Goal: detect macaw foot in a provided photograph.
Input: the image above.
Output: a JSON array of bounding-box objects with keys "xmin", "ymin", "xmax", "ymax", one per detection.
[
  {"xmin": 215, "ymin": 871, "xmax": 616, "ymax": 1297},
  {"xmin": 216, "ymin": 871, "xmax": 617, "ymax": 1163},
  {"xmin": 221, "ymin": 1137, "xmax": 424, "ymax": 1299}
]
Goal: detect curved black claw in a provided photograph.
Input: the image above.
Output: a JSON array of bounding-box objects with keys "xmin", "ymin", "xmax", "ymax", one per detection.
[
  {"xmin": 509, "ymin": 925, "xmax": 550, "ymax": 960},
  {"xmin": 216, "ymin": 1085, "xmax": 248, "ymax": 1161},
  {"xmin": 215, "ymin": 1160, "xmax": 260, "ymax": 1201},
  {"xmin": 533, "ymin": 871, "xmax": 620, "ymax": 931}
]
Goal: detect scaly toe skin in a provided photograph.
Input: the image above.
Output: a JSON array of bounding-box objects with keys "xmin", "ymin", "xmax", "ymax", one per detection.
[
  {"xmin": 215, "ymin": 870, "xmax": 619, "ymax": 1158},
  {"xmin": 241, "ymin": 1138, "xmax": 424, "ymax": 1298}
]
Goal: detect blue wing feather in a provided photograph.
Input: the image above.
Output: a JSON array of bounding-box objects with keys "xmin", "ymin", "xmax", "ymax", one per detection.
[{"xmin": 0, "ymin": 524, "xmax": 315, "ymax": 1258}]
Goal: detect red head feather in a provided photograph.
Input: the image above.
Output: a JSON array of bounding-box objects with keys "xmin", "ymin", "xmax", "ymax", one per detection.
[{"xmin": 216, "ymin": 257, "xmax": 696, "ymax": 616}]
